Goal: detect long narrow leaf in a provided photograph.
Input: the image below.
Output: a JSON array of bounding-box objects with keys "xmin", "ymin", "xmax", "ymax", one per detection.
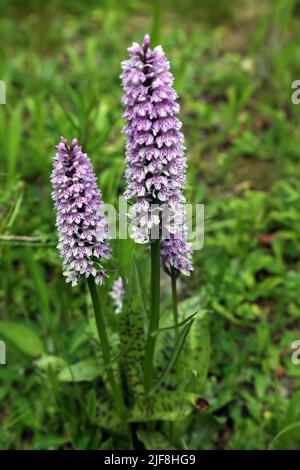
[
  {"xmin": 151, "ymin": 309, "xmax": 201, "ymax": 336},
  {"xmin": 6, "ymin": 103, "xmax": 23, "ymax": 187},
  {"xmin": 152, "ymin": 319, "xmax": 194, "ymax": 392},
  {"xmin": 268, "ymin": 421, "xmax": 300, "ymax": 449}
]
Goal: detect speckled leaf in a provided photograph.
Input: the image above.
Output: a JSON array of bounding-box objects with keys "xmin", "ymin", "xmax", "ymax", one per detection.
[
  {"xmin": 96, "ymin": 398, "xmax": 122, "ymax": 430},
  {"xmin": 119, "ymin": 257, "xmax": 146, "ymax": 397},
  {"xmin": 130, "ymin": 392, "xmax": 198, "ymax": 422},
  {"xmin": 137, "ymin": 428, "xmax": 174, "ymax": 450}
]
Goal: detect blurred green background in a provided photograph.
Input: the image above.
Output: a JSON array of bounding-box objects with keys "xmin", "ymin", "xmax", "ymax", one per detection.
[{"xmin": 1, "ymin": 0, "xmax": 300, "ymax": 450}]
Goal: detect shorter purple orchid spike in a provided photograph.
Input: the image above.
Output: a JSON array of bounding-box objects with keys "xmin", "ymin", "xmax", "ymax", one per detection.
[{"xmin": 51, "ymin": 137, "xmax": 111, "ymax": 286}]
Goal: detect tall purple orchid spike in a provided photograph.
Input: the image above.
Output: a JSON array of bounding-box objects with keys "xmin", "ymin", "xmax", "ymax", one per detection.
[
  {"xmin": 121, "ymin": 34, "xmax": 193, "ymax": 276},
  {"xmin": 51, "ymin": 137, "xmax": 111, "ymax": 286}
]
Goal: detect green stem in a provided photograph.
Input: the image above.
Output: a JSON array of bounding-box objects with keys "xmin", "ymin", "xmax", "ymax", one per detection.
[
  {"xmin": 87, "ymin": 277, "xmax": 125, "ymax": 415},
  {"xmin": 171, "ymin": 268, "xmax": 180, "ymax": 379},
  {"xmin": 151, "ymin": 0, "xmax": 161, "ymax": 47},
  {"xmin": 171, "ymin": 269, "xmax": 178, "ymax": 336},
  {"xmin": 144, "ymin": 239, "xmax": 161, "ymax": 392}
]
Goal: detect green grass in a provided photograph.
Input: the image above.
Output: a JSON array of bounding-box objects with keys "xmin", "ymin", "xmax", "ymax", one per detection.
[{"xmin": 1, "ymin": 0, "xmax": 300, "ymax": 450}]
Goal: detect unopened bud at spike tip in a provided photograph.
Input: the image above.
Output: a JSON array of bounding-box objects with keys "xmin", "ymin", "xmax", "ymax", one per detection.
[{"xmin": 143, "ymin": 34, "xmax": 150, "ymax": 52}]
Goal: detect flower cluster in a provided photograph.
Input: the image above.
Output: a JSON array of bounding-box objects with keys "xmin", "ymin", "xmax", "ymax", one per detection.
[
  {"xmin": 109, "ymin": 277, "xmax": 124, "ymax": 314},
  {"xmin": 160, "ymin": 229, "xmax": 193, "ymax": 276},
  {"xmin": 51, "ymin": 137, "xmax": 111, "ymax": 286},
  {"xmin": 121, "ymin": 34, "xmax": 192, "ymax": 275}
]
